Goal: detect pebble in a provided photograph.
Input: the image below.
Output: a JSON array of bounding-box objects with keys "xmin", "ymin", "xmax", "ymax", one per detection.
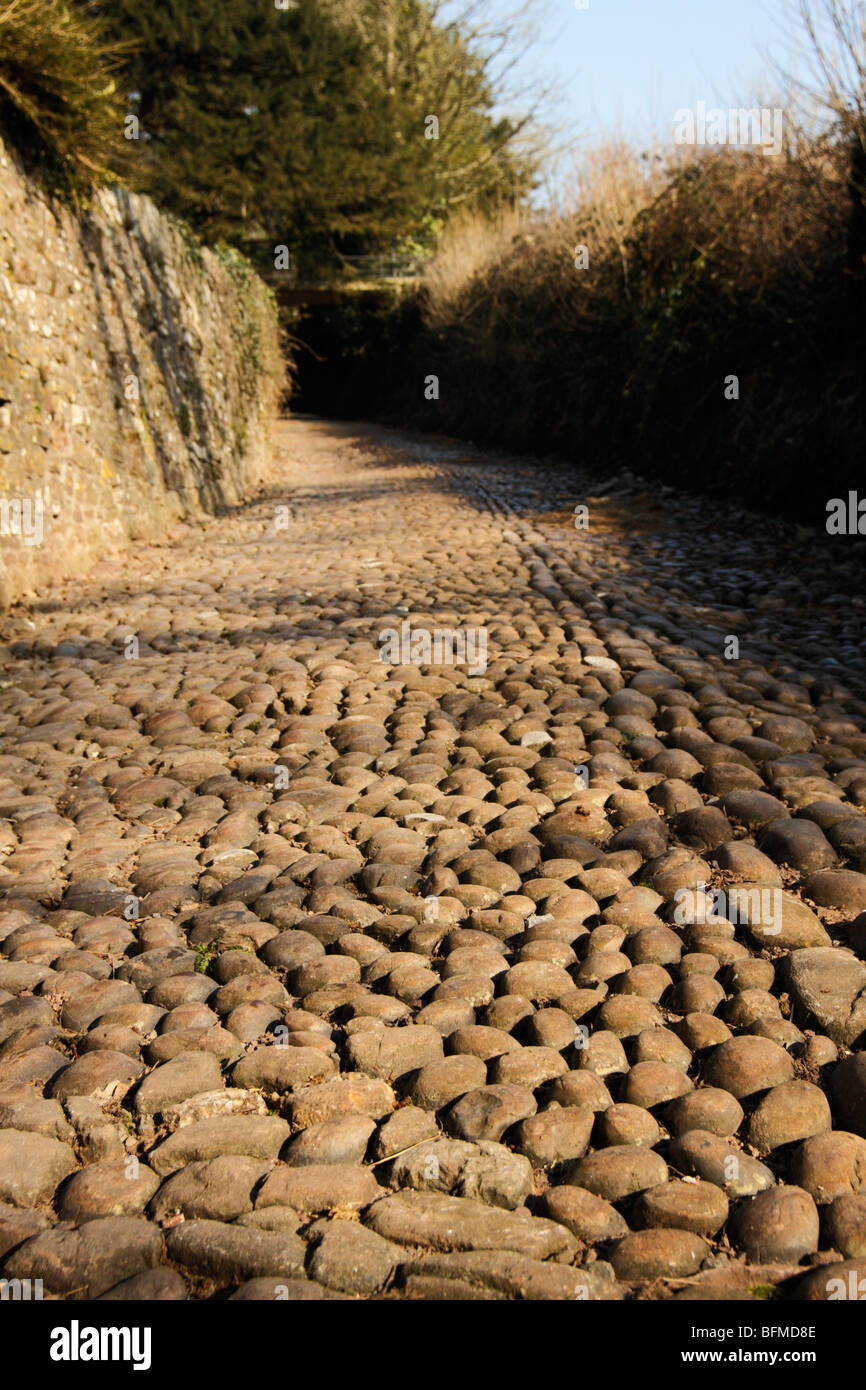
[
  {"xmin": 395, "ymin": 1249, "xmax": 621, "ymax": 1301},
  {"xmin": 344, "ymin": 1024, "xmax": 444, "ymax": 1080},
  {"xmin": 59, "ymin": 1159, "xmax": 160, "ymax": 1221},
  {"xmin": 830, "ymin": 1054, "xmax": 866, "ymax": 1136},
  {"xmin": 782, "ymin": 948, "xmax": 866, "ymax": 1047},
  {"xmin": 149, "ymin": 1155, "xmax": 269, "ymax": 1223},
  {"xmin": 610, "ymin": 1229, "xmax": 709, "ymax": 1281},
  {"xmin": 147, "ymin": 1115, "xmax": 291, "ymax": 1176},
  {"xmin": 701, "ymin": 1035, "xmax": 795, "ymax": 1099},
  {"xmin": 664, "ymin": 1088, "xmax": 744, "ymax": 1138},
  {"xmin": 788, "ymin": 1131, "xmax": 866, "ymax": 1202},
  {"xmin": 512, "ymin": 1106, "xmax": 594, "ymax": 1165},
  {"xmin": 283, "ymin": 1114, "xmax": 376, "ymax": 1166},
  {"xmin": 446, "ymin": 1084, "xmax": 537, "ymax": 1141},
  {"xmin": 165, "ymin": 1219, "xmax": 306, "ymax": 1281},
  {"xmin": 363, "ymin": 1191, "xmax": 575, "ymax": 1259},
  {"xmin": 565, "ymin": 1145, "xmax": 669, "ymax": 1201},
  {"xmin": 596, "ymin": 1103, "xmax": 660, "ymax": 1148},
  {"xmin": 729, "ymin": 1186, "xmax": 820, "ymax": 1263},
  {"xmin": 0, "ymin": 1129, "xmax": 78, "ymax": 1206},
  {"xmin": 539, "ymin": 1186, "xmax": 630, "ymax": 1242},
  {"xmin": 306, "ymin": 1218, "xmax": 401, "ymax": 1294},
  {"xmin": 255, "ymin": 1163, "xmax": 382, "ymax": 1214},
  {"xmin": 668, "ymin": 1131, "xmax": 775, "ymax": 1197},
  {"xmin": 132, "ymin": 1050, "xmax": 224, "ymax": 1115},
  {"xmin": 824, "ymin": 1193, "xmax": 866, "ymax": 1258},
  {"xmin": 635, "ymin": 1179, "xmax": 729, "ymax": 1236},
  {"xmin": 792, "ymin": 1258, "xmax": 866, "ymax": 1301},
  {"xmin": 98, "ymin": 1268, "xmax": 188, "ymax": 1300},
  {"xmin": 746, "ymin": 1079, "xmax": 832, "ymax": 1152},
  {"xmin": 3, "ymin": 1215, "xmax": 163, "ymax": 1297}
]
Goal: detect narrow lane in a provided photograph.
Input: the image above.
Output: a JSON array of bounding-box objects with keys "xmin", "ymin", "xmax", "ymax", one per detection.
[{"xmin": 0, "ymin": 417, "xmax": 865, "ymax": 1301}]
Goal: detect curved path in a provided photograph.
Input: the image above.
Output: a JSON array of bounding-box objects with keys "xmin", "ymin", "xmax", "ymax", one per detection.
[{"xmin": 0, "ymin": 417, "xmax": 865, "ymax": 1301}]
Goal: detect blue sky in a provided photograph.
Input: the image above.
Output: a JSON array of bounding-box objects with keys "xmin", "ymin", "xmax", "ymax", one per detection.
[{"xmin": 453, "ymin": 0, "xmax": 800, "ymax": 151}]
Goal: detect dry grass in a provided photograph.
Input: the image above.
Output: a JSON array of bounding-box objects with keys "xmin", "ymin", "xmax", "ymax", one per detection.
[
  {"xmin": 303, "ymin": 117, "xmax": 864, "ymax": 518},
  {"xmin": 565, "ymin": 139, "xmax": 669, "ymax": 281},
  {"xmin": 286, "ymin": 2, "xmax": 866, "ymax": 518},
  {"xmin": 420, "ymin": 141, "xmax": 667, "ymax": 323},
  {"xmin": 421, "ymin": 203, "xmax": 534, "ymax": 328}
]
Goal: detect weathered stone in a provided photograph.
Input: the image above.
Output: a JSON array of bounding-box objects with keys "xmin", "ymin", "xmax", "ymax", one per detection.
[
  {"xmin": 619, "ymin": 1061, "xmax": 693, "ymax": 1109},
  {"xmin": 0, "ymin": 1129, "xmax": 78, "ymax": 1206},
  {"xmin": 825, "ymin": 1193, "xmax": 866, "ymax": 1259},
  {"xmin": 788, "ymin": 1131, "xmax": 866, "ymax": 1202},
  {"xmin": 283, "ymin": 1114, "xmax": 376, "ymax": 1167},
  {"xmin": 371, "ymin": 1106, "xmax": 439, "ymax": 1161},
  {"xmin": 288, "ymin": 1077, "xmax": 395, "ymax": 1130},
  {"xmin": 0, "ymin": 1203, "xmax": 50, "ymax": 1260},
  {"xmin": 255, "ymin": 1163, "xmax": 382, "ymax": 1213},
  {"xmin": 231, "ymin": 1047, "xmax": 335, "ymax": 1092},
  {"xmin": 723, "ymin": 885, "xmax": 831, "ymax": 950},
  {"xmin": 148, "ymin": 1115, "xmax": 290, "ymax": 1175},
  {"xmin": 664, "ymin": 1088, "xmax": 744, "ymax": 1138},
  {"xmin": 3, "ymin": 1217, "xmax": 163, "ymax": 1297},
  {"xmin": 729, "ymin": 1186, "xmax": 820, "ymax": 1263},
  {"xmin": 610, "ymin": 1229, "xmax": 709, "ymax": 1281},
  {"xmin": 133, "ymin": 1050, "xmax": 224, "ymax": 1116},
  {"xmin": 446, "ymin": 1084, "xmax": 537, "ymax": 1141},
  {"xmin": 58, "ymin": 1159, "xmax": 160, "ymax": 1222},
  {"xmin": 746, "ymin": 1080, "xmax": 832, "ymax": 1153},
  {"xmin": 668, "ymin": 1130, "xmax": 775, "ymax": 1198},
  {"xmin": 702, "ymin": 1036, "xmax": 795, "ymax": 1099},
  {"xmin": 409, "ymin": 1055, "xmax": 488, "ymax": 1110},
  {"xmin": 229, "ymin": 1276, "xmax": 342, "ymax": 1300},
  {"xmin": 396, "ymin": 1250, "xmax": 622, "ymax": 1300},
  {"xmin": 165, "ymin": 1219, "xmax": 305, "ymax": 1281},
  {"xmin": 511, "ymin": 1107, "xmax": 594, "ymax": 1166},
  {"xmin": 363, "ymin": 1191, "xmax": 575, "ymax": 1259},
  {"xmin": 634, "ymin": 1180, "xmax": 729, "ymax": 1237},
  {"xmin": 97, "ymin": 1268, "xmax": 189, "ymax": 1301},
  {"xmin": 148, "ymin": 1155, "xmax": 270, "ymax": 1222},
  {"xmin": 565, "ymin": 1145, "xmax": 669, "ymax": 1202},
  {"xmin": 344, "ymin": 1024, "xmax": 444, "ymax": 1081},
  {"xmin": 596, "ymin": 1103, "xmax": 661, "ymax": 1149},
  {"xmin": 48, "ymin": 1050, "xmax": 144, "ymax": 1101},
  {"xmin": 306, "ymin": 1218, "xmax": 400, "ymax": 1294},
  {"xmin": 792, "ymin": 1258, "xmax": 866, "ymax": 1301},
  {"xmin": 539, "ymin": 1186, "xmax": 629, "ymax": 1243},
  {"xmin": 781, "ymin": 948, "xmax": 866, "ymax": 1048},
  {"xmin": 830, "ymin": 1054, "xmax": 866, "ymax": 1137},
  {"xmin": 0, "ymin": 1086, "xmax": 73, "ymax": 1142}
]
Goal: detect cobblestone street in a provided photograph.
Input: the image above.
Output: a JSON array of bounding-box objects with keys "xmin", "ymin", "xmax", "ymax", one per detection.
[{"xmin": 0, "ymin": 417, "xmax": 865, "ymax": 1301}]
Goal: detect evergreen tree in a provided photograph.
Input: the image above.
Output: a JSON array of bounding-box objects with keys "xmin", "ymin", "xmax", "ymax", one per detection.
[{"xmin": 92, "ymin": 0, "xmax": 533, "ymax": 271}]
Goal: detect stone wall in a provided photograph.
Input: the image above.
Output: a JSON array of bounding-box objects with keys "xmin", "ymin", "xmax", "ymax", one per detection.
[{"xmin": 0, "ymin": 138, "xmax": 284, "ymax": 605}]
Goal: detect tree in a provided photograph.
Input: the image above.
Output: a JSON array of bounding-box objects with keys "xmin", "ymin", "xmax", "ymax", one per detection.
[
  {"xmin": 774, "ymin": 1, "xmax": 866, "ymax": 276},
  {"xmin": 321, "ymin": 0, "xmax": 540, "ymax": 213},
  {"xmin": 93, "ymin": 0, "xmax": 537, "ymax": 273}
]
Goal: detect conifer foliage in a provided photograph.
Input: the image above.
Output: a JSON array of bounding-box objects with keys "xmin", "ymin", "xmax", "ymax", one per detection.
[{"xmin": 91, "ymin": 0, "xmax": 532, "ymax": 271}]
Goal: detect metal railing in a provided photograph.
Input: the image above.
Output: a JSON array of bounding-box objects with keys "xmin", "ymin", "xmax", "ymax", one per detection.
[{"xmin": 261, "ymin": 250, "xmax": 426, "ymax": 288}]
